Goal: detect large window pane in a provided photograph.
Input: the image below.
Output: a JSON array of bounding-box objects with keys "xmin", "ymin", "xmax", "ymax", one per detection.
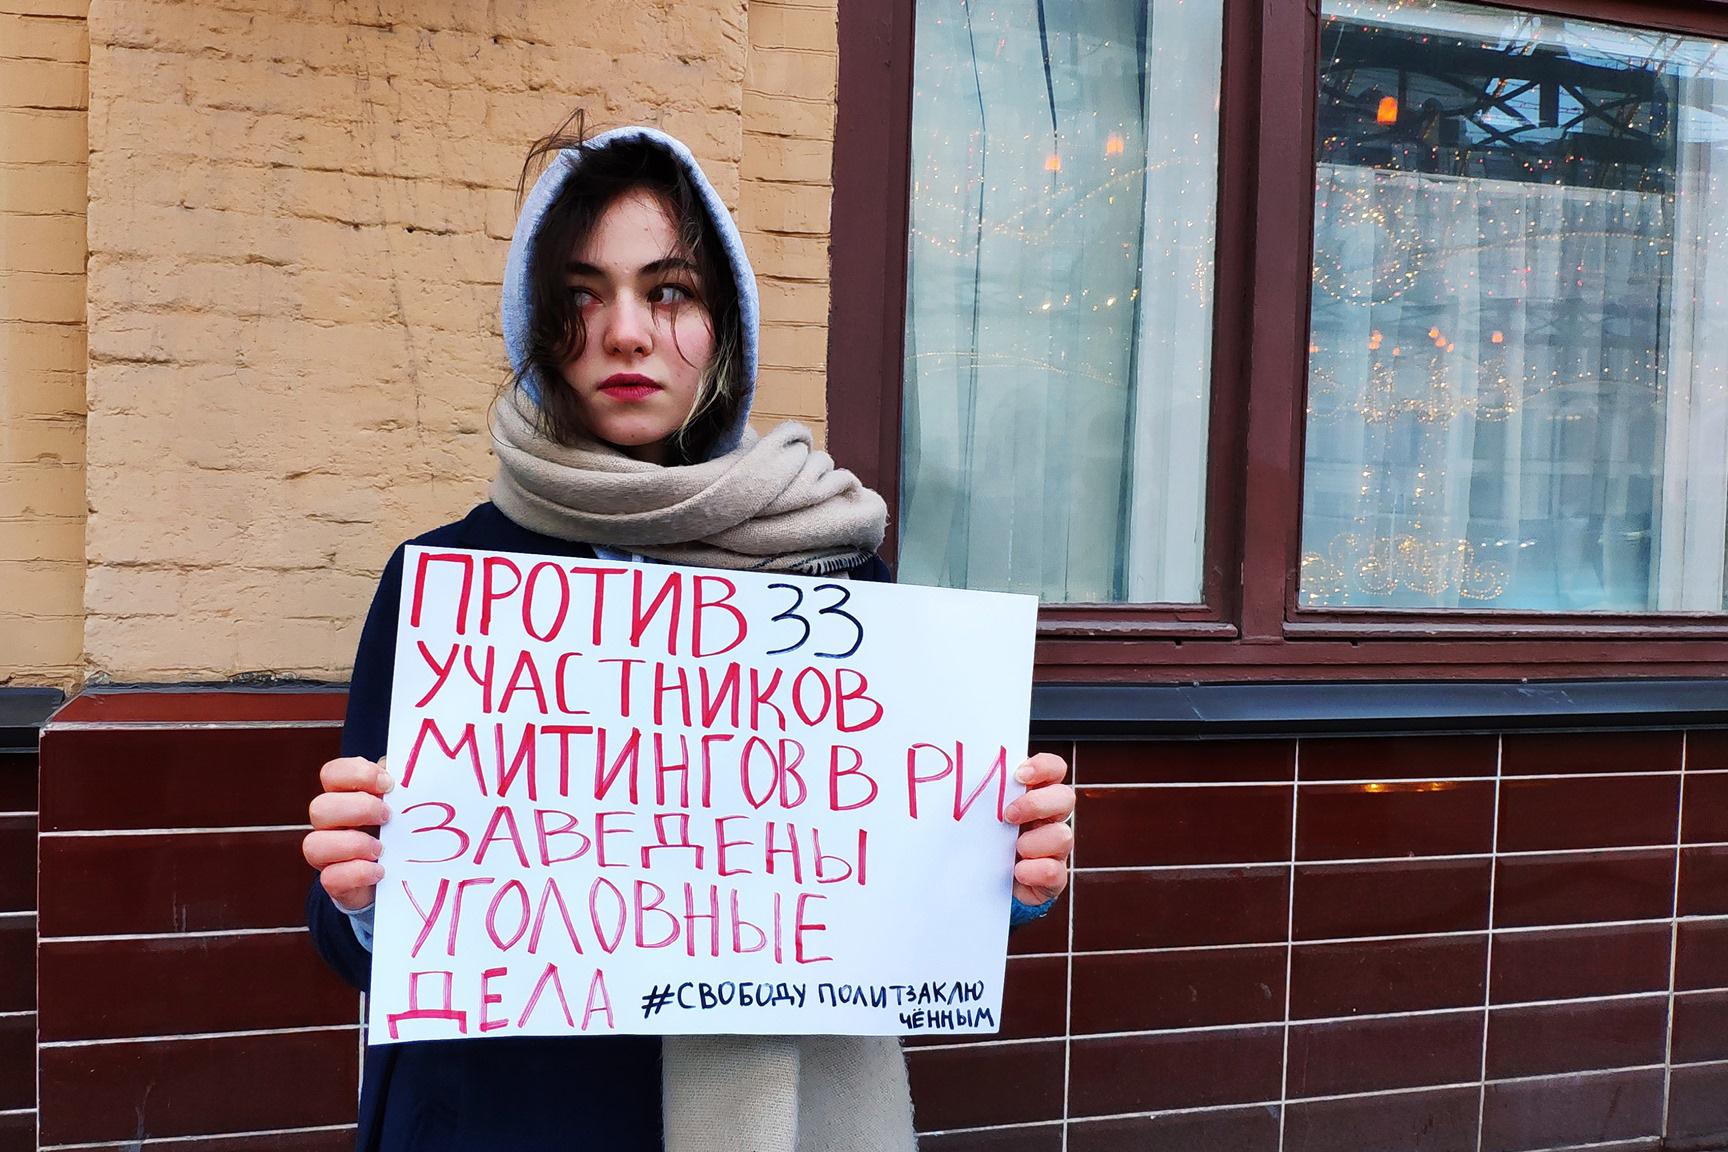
[
  {"xmin": 1301, "ymin": 0, "xmax": 1728, "ymax": 612},
  {"xmin": 900, "ymin": 0, "xmax": 1223, "ymax": 603}
]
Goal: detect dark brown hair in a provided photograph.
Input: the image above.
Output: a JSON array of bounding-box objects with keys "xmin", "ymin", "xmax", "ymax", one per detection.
[{"xmin": 511, "ymin": 112, "xmax": 745, "ymax": 463}]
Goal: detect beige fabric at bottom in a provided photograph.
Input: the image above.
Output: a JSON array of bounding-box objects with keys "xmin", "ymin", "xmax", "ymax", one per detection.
[{"xmin": 661, "ymin": 1035, "xmax": 917, "ymax": 1152}]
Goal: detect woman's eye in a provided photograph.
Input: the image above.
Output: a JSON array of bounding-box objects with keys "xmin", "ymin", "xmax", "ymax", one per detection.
[
  {"xmin": 569, "ymin": 286, "xmax": 599, "ymax": 308},
  {"xmin": 649, "ymin": 283, "xmax": 696, "ymax": 306}
]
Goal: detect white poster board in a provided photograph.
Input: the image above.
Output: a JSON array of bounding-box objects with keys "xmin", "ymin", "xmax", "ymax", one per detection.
[{"xmin": 367, "ymin": 547, "xmax": 1039, "ymax": 1043}]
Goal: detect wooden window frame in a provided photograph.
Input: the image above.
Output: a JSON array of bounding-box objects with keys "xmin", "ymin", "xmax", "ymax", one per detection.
[{"xmin": 829, "ymin": 0, "xmax": 1728, "ymax": 682}]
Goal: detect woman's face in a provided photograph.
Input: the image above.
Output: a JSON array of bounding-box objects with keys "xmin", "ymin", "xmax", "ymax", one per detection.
[{"xmin": 559, "ymin": 188, "xmax": 716, "ymax": 463}]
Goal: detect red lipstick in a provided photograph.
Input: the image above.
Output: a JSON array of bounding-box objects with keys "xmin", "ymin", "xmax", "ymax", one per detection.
[{"xmin": 598, "ymin": 373, "xmax": 661, "ymax": 401}]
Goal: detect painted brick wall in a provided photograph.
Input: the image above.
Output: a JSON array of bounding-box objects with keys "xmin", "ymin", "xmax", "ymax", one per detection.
[
  {"xmin": 0, "ymin": 1, "xmax": 89, "ymax": 689},
  {"xmin": 739, "ymin": 0, "xmax": 837, "ymax": 441},
  {"xmin": 74, "ymin": 0, "xmax": 840, "ymax": 685}
]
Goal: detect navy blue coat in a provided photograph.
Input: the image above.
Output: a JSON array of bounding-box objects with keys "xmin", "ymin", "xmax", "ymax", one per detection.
[{"xmin": 307, "ymin": 502, "xmax": 892, "ymax": 1151}]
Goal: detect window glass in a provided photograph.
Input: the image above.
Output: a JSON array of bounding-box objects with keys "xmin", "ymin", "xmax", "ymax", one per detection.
[
  {"xmin": 1301, "ymin": 0, "xmax": 1728, "ymax": 612},
  {"xmin": 899, "ymin": 0, "xmax": 1224, "ymax": 603}
]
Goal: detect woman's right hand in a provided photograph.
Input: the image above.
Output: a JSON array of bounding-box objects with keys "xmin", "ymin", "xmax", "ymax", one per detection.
[{"xmin": 302, "ymin": 756, "xmax": 393, "ymax": 912}]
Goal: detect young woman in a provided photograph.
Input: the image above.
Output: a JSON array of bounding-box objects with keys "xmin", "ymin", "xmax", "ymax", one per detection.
[{"xmin": 302, "ymin": 122, "xmax": 1076, "ymax": 1152}]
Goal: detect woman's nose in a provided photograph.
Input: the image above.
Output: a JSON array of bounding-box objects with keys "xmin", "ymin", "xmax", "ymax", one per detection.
[{"xmin": 601, "ymin": 297, "xmax": 653, "ymax": 356}]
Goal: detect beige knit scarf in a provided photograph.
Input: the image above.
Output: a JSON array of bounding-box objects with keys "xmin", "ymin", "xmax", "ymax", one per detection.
[
  {"xmin": 490, "ymin": 392, "xmax": 888, "ymax": 574},
  {"xmin": 491, "ymin": 392, "xmax": 915, "ymax": 1151}
]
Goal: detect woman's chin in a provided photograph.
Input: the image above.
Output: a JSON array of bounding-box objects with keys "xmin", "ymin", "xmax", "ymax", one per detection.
[{"xmin": 600, "ymin": 429, "xmax": 676, "ymax": 464}]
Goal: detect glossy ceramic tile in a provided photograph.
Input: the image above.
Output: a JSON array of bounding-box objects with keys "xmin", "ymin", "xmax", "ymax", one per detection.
[
  {"xmin": 1675, "ymin": 918, "xmax": 1728, "ymax": 991},
  {"xmin": 1667, "ymin": 1061, "xmax": 1728, "ymax": 1143},
  {"xmin": 1078, "ymin": 785, "xmax": 1291, "ymax": 867},
  {"xmin": 903, "ymin": 1042, "xmax": 1064, "ymax": 1130},
  {"xmin": 1299, "ymin": 734, "xmax": 1497, "ymax": 781},
  {"xmin": 996, "ymin": 955, "xmax": 1067, "ymax": 1042},
  {"xmin": 1283, "ymin": 1087, "xmax": 1480, "ymax": 1152},
  {"xmin": 1684, "ymin": 769, "xmax": 1728, "ymax": 843},
  {"xmin": 1292, "ymin": 858, "xmax": 1492, "ymax": 940},
  {"xmin": 1296, "ymin": 780, "xmax": 1494, "ymax": 860},
  {"xmin": 1496, "ymin": 775, "xmax": 1679, "ymax": 853},
  {"xmin": 0, "ymin": 749, "xmax": 35, "ymax": 812},
  {"xmin": 38, "ymin": 726, "xmax": 338, "ymax": 832},
  {"xmin": 1079, "ymin": 739, "xmax": 1294, "ymax": 784},
  {"xmin": 1485, "ymin": 996, "xmax": 1669, "ymax": 1078},
  {"xmin": 1479, "ymin": 1069, "xmax": 1664, "ymax": 1152},
  {"xmin": 1679, "ymin": 845, "xmax": 1728, "ymax": 916},
  {"xmin": 0, "ymin": 815, "xmax": 33, "ymax": 913},
  {"xmin": 1284, "ymin": 1011, "xmax": 1483, "ymax": 1098},
  {"xmin": 1492, "ymin": 850, "xmax": 1674, "ymax": 928},
  {"xmin": 1070, "ymin": 947, "xmax": 1284, "ymax": 1033},
  {"xmin": 0, "ymin": 1013, "xmax": 30, "ymax": 1111},
  {"xmin": 36, "ymin": 1029, "xmax": 358, "ymax": 1144},
  {"xmin": 1067, "ymin": 1027, "xmax": 1283, "ymax": 1116},
  {"xmin": 1066, "ymin": 1105, "xmax": 1281, "ymax": 1152},
  {"xmin": 0, "ymin": 914, "xmax": 32, "ymax": 1013},
  {"xmin": 1670, "ymin": 989, "xmax": 1728, "ymax": 1065},
  {"xmin": 0, "ymin": 1112, "xmax": 30, "ymax": 1152},
  {"xmin": 919, "ymin": 1125, "xmax": 1063, "ymax": 1152},
  {"xmin": 1489, "ymin": 923, "xmax": 1673, "ymax": 1004},
  {"xmin": 1683, "ymin": 729, "xmax": 1728, "ymax": 772},
  {"xmin": 1500, "ymin": 731, "xmax": 1681, "ymax": 776},
  {"xmin": 37, "ymin": 829, "xmax": 311, "ymax": 936},
  {"xmin": 1289, "ymin": 934, "xmax": 1487, "ymax": 1018},
  {"xmin": 1072, "ymin": 867, "xmax": 1289, "ymax": 951},
  {"xmin": 37, "ymin": 933, "xmax": 359, "ymax": 1042}
]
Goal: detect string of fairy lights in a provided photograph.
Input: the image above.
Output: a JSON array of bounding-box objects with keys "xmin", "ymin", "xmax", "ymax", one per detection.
[
  {"xmin": 1300, "ymin": 171, "xmax": 1683, "ymax": 606},
  {"xmin": 1294, "ymin": 2, "xmax": 1720, "ymax": 610}
]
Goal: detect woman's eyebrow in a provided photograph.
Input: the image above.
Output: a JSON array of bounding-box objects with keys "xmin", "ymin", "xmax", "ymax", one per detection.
[
  {"xmin": 639, "ymin": 257, "xmax": 698, "ymax": 277},
  {"xmin": 564, "ymin": 257, "xmax": 698, "ymax": 278}
]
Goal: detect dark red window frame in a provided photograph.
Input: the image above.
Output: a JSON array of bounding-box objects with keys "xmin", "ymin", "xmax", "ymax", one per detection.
[{"xmin": 829, "ymin": 0, "xmax": 1728, "ymax": 682}]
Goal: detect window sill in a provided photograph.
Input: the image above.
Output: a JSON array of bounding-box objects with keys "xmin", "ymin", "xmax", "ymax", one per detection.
[{"xmin": 1030, "ymin": 677, "xmax": 1728, "ymax": 738}]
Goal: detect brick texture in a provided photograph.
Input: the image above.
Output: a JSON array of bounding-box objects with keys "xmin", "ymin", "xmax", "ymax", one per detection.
[
  {"xmin": 0, "ymin": 2, "xmax": 89, "ymax": 687},
  {"xmin": 739, "ymin": 0, "xmax": 836, "ymax": 443},
  {"xmin": 62, "ymin": 0, "xmax": 839, "ymax": 683}
]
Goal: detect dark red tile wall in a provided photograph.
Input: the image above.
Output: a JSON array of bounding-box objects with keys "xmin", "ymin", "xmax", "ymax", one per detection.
[
  {"xmin": 911, "ymin": 730, "xmax": 1728, "ymax": 1152},
  {"xmin": 23, "ymin": 696, "xmax": 1728, "ymax": 1152},
  {"xmin": 1, "ymin": 749, "xmax": 37, "ymax": 1151},
  {"xmin": 33, "ymin": 696, "xmax": 359, "ymax": 1149}
]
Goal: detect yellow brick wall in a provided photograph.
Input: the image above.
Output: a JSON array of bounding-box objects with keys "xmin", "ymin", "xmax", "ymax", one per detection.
[
  {"xmin": 0, "ymin": 0, "xmax": 89, "ymax": 687},
  {"xmin": 61, "ymin": 0, "xmax": 839, "ymax": 683},
  {"xmin": 739, "ymin": 0, "xmax": 837, "ymax": 444}
]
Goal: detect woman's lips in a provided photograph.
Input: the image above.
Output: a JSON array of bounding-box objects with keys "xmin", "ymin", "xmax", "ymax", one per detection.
[{"xmin": 598, "ymin": 375, "xmax": 661, "ymax": 401}]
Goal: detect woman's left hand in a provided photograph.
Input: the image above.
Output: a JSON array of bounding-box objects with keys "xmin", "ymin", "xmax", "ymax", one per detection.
[{"xmin": 1003, "ymin": 752, "xmax": 1075, "ymax": 906}]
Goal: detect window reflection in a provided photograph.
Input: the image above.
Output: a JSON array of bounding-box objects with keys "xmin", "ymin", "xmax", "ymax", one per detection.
[
  {"xmin": 899, "ymin": 0, "xmax": 1223, "ymax": 603},
  {"xmin": 1300, "ymin": 0, "xmax": 1728, "ymax": 612}
]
